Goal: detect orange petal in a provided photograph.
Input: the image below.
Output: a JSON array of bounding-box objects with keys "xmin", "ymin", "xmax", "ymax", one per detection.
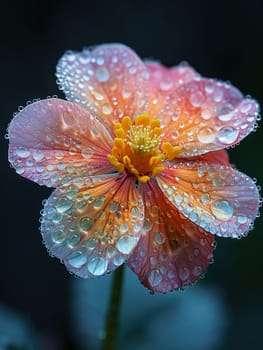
[
  {"xmin": 8, "ymin": 99, "xmax": 113, "ymax": 187},
  {"xmin": 127, "ymin": 179, "xmax": 214, "ymax": 292},
  {"xmin": 157, "ymin": 162, "xmax": 260, "ymax": 238},
  {"xmin": 56, "ymin": 44, "xmax": 150, "ymax": 134},
  {"xmin": 190, "ymin": 150, "xmax": 229, "ymax": 166},
  {"xmin": 161, "ymin": 79, "xmax": 259, "ymax": 156},
  {"xmin": 41, "ymin": 174, "xmax": 144, "ymax": 278}
]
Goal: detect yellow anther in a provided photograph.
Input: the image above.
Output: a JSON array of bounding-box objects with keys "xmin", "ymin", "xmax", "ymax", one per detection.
[
  {"xmin": 152, "ymin": 166, "xmax": 164, "ymax": 177},
  {"xmin": 162, "ymin": 142, "xmax": 181, "ymax": 161},
  {"xmin": 114, "ymin": 122, "xmax": 122, "ymax": 132},
  {"xmin": 152, "ymin": 127, "xmax": 162, "ymax": 137},
  {"xmin": 150, "ymin": 119, "xmax": 160, "ymax": 128},
  {"xmin": 134, "ymin": 114, "xmax": 150, "ymax": 127},
  {"xmin": 138, "ymin": 175, "xmax": 150, "ymax": 183},
  {"xmin": 150, "ymin": 155, "xmax": 162, "ymax": 167},
  {"xmin": 113, "ymin": 138, "xmax": 125, "ymax": 150},
  {"xmin": 115, "ymin": 128, "xmax": 126, "ymax": 138},
  {"xmin": 107, "ymin": 155, "xmax": 125, "ymax": 172},
  {"xmin": 121, "ymin": 116, "xmax": 132, "ymax": 131}
]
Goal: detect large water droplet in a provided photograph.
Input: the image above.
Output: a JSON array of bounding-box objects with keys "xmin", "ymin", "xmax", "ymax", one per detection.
[
  {"xmin": 95, "ymin": 67, "xmax": 110, "ymax": 82},
  {"xmin": 54, "ymin": 197, "xmax": 72, "ymax": 213},
  {"xmin": 148, "ymin": 269, "xmax": 162, "ymax": 287},
  {"xmin": 52, "ymin": 229, "xmax": 67, "ymax": 244},
  {"xmin": 80, "ymin": 217, "xmax": 93, "ymax": 231},
  {"xmin": 68, "ymin": 251, "xmax": 87, "ymax": 268},
  {"xmin": 197, "ymin": 127, "xmax": 216, "ymax": 144},
  {"xmin": 217, "ymin": 127, "xmax": 239, "ymax": 144},
  {"xmin": 211, "ymin": 199, "xmax": 234, "ymax": 221},
  {"xmin": 33, "ymin": 150, "xmax": 44, "ymax": 161},
  {"xmin": 116, "ymin": 235, "xmax": 138, "ymax": 254},
  {"xmin": 154, "ymin": 231, "xmax": 166, "ymax": 245},
  {"xmin": 190, "ymin": 91, "xmax": 205, "ymax": 107},
  {"xmin": 179, "ymin": 266, "xmax": 190, "ymax": 281},
  {"xmin": 16, "ymin": 147, "xmax": 30, "ymax": 158},
  {"xmin": 87, "ymin": 257, "xmax": 108, "ymax": 276}
]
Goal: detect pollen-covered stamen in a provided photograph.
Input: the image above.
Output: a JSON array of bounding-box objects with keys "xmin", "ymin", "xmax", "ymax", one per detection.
[{"xmin": 108, "ymin": 114, "xmax": 181, "ymax": 182}]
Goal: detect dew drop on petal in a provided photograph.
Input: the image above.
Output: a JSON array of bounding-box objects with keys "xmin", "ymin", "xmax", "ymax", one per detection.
[
  {"xmin": 52, "ymin": 229, "xmax": 67, "ymax": 244},
  {"xmin": 154, "ymin": 231, "xmax": 166, "ymax": 245},
  {"xmin": 190, "ymin": 91, "xmax": 205, "ymax": 107},
  {"xmin": 197, "ymin": 127, "xmax": 216, "ymax": 143},
  {"xmin": 217, "ymin": 127, "xmax": 239, "ymax": 144},
  {"xmin": 95, "ymin": 67, "xmax": 110, "ymax": 82},
  {"xmin": 179, "ymin": 266, "xmax": 190, "ymax": 281},
  {"xmin": 116, "ymin": 235, "xmax": 138, "ymax": 254},
  {"xmin": 54, "ymin": 197, "xmax": 72, "ymax": 213},
  {"xmin": 102, "ymin": 103, "xmax": 113, "ymax": 115},
  {"xmin": 211, "ymin": 199, "xmax": 234, "ymax": 221},
  {"xmin": 80, "ymin": 217, "xmax": 93, "ymax": 231},
  {"xmin": 68, "ymin": 251, "xmax": 87, "ymax": 268},
  {"xmin": 148, "ymin": 269, "xmax": 162, "ymax": 287},
  {"xmin": 16, "ymin": 147, "xmax": 30, "ymax": 158},
  {"xmin": 237, "ymin": 215, "xmax": 248, "ymax": 224},
  {"xmin": 33, "ymin": 150, "xmax": 44, "ymax": 161},
  {"xmin": 87, "ymin": 257, "xmax": 108, "ymax": 276}
]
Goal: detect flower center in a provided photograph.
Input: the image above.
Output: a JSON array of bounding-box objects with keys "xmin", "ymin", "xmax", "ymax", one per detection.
[{"xmin": 107, "ymin": 114, "xmax": 181, "ymax": 183}]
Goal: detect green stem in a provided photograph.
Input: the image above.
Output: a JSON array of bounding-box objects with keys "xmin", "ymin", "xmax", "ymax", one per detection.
[{"xmin": 102, "ymin": 264, "xmax": 125, "ymax": 350}]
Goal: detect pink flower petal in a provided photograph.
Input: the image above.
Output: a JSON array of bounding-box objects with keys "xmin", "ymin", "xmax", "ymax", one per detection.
[
  {"xmin": 56, "ymin": 44, "xmax": 150, "ymax": 134},
  {"xmin": 191, "ymin": 150, "xmax": 229, "ymax": 166},
  {"xmin": 161, "ymin": 79, "xmax": 259, "ymax": 156},
  {"xmin": 146, "ymin": 61, "xmax": 199, "ymax": 94},
  {"xmin": 8, "ymin": 98, "xmax": 114, "ymax": 187},
  {"xmin": 157, "ymin": 162, "xmax": 260, "ymax": 238},
  {"xmin": 127, "ymin": 180, "xmax": 214, "ymax": 292},
  {"xmin": 41, "ymin": 174, "xmax": 144, "ymax": 278}
]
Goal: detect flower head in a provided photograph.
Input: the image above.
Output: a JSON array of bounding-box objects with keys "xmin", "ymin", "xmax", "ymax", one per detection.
[{"xmin": 8, "ymin": 44, "xmax": 260, "ymax": 292}]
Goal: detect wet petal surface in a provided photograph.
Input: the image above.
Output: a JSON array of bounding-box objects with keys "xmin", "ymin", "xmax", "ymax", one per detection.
[
  {"xmin": 8, "ymin": 98, "xmax": 113, "ymax": 187},
  {"xmin": 56, "ymin": 44, "xmax": 150, "ymax": 134},
  {"xmin": 127, "ymin": 180, "xmax": 214, "ymax": 292},
  {"xmin": 160, "ymin": 79, "xmax": 259, "ymax": 156},
  {"xmin": 157, "ymin": 162, "xmax": 260, "ymax": 238},
  {"xmin": 41, "ymin": 174, "xmax": 144, "ymax": 277}
]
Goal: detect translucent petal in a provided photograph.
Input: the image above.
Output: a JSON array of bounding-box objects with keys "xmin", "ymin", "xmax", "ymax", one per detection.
[
  {"xmin": 41, "ymin": 174, "xmax": 144, "ymax": 278},
  {"xmin": 160, "ymin": 79, "xmax": 259, "ymax": 156},
  {"xmin": 127, "ymin": 180, "xmax": 214, "ymax": 292},
  {"xmin": 56, "ymin": 44, "xmax": 150, "ymax": 134},
  {"xmin": 157, "ymin": 162, "xmax": 260, "ymax": 238},
  {"xmin": 146, "ymin": 61, "xmax": 199, "ymax": 94},
  {"xmin": 8, "ymin": 98, "xmax": 113, "ymax": 187}
]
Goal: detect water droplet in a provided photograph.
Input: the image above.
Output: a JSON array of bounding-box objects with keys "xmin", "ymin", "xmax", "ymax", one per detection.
[
  {"xmin": 54, "ymin": 197, "xmax": 72, "ymax": 213},
  {"xmin": 85, "ymin": 237, "xmax": 98, "ymax": 249},
  {"xmin": 16, "ymin": 166, "xmax": 25, "ymax": 174},
  {"xmin": 33, "ymin": 150, "xmax": 44, "ymax": 161},
  {"xmin": 87, "ymin": 257, "xmax": 108, "ymax": 276},
  {"xmin": 201, "ymin": 193, "xmax": 210, "ymax": 204},
  {"xmin": 93, "ymin": 197, "xmax": 105, "ymax": 209},
  {"xmin": 217, "ymin": 127, "xmax": 239, "ymax": 144},
  {"xmin": 116, "ymin": 235, "xmax": 138, "ymax": 254},
  {"xmin": 217, "ymin": 103, "xmax": 234, "ymax": 121},
  {"xmin": 148, "ymin": 269, "xmax": 162, "ymax": 287},
  {"xmin": 237, "ymin": 215, "xmax": 248, "ymax": 224},
  {"xmin": 154, "ymin": 231, "xmax": 166, "ymax": 245},
  {"xmin": 67, "ymin": 234, "xmax": 80, "ymax": 248},
  {"xmin": 102, "ymin": 103, "xmax": 113, "ymax": 115},
  {"xmin": 211, "ymin": 199, "xmax": 234, "ymax": 221},
  {"xmin": 106, "ymin": 246, "xmax": 116, "ymax": 258},
  {"xmin": 16, "ymin": 147, "xmax": 30, "ymax": 158},
  {"xmin": 95, "ymin": 67, "xmax": 110, "ymax": 82},
  {"xmin": 160, "ymin": 79, "xmax": 174, "ymax": 91},
  {"xmin": 81, "ymin": 147, "xmax": 93, "ymax": 159},
  {"xmin": 109, "ymin": 202, "xmax": 118, "ymax": 213},
  {"xmin": 190, "ymin": 91, "xmax": 205, "ymax": 107},
  {"xmin": 68, "ymin": 251, "xmax": 87, "ymax": 268},
  {"xmin": 80, "ymin": 217, "xmax": 93, "ymax": 231},
  {"xmin": 197, "ymin": 127, "xmax": 216, "ymax": 144},
  {"xmin": 201, "ymin": 109, "xmax": 213, "ymax": 120},
  {"xmin": 179, "ymin": 266, "xmax": 190, "ymax": 281},
  {"xmin": 192, "ymin": 265, "xmax": 202, "ymax": 277},
  {"xmin": 52, "ymin": 229, "xmax": 67, "ymax": 244}
]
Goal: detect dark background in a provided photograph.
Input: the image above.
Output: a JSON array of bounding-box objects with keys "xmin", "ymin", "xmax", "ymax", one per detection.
[{"xmin": 1, "ymin": 0, "xmax": 263, "ymax": 349}]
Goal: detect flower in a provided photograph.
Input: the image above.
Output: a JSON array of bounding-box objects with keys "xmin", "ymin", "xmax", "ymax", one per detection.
[{"xmin": 8, "ymin": 44, "xmax": 260, "ymax": 293}]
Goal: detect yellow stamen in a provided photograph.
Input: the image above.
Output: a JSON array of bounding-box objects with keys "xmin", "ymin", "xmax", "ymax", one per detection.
[{"xmin": 108, "ymin": 114, "xmax": 181, "ymax": 182}]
